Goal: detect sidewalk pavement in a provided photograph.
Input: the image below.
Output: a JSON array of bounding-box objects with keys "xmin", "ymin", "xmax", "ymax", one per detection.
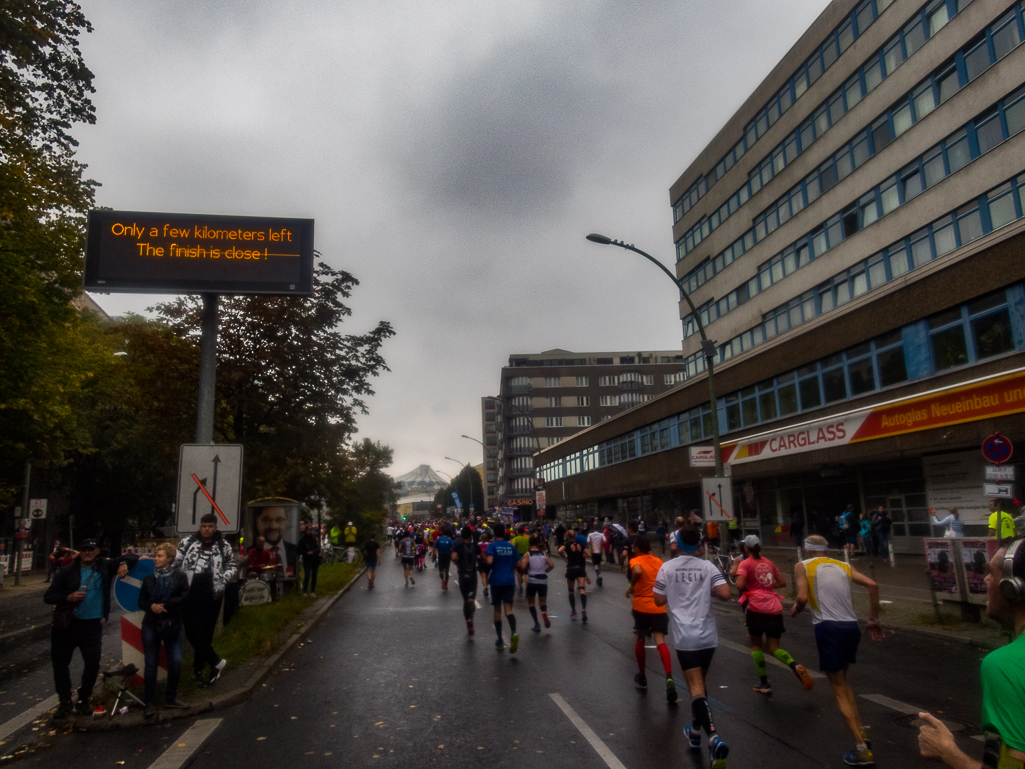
[{"xmin": 0, "ymin": 571, "xmax": 55, "ymax": 649}]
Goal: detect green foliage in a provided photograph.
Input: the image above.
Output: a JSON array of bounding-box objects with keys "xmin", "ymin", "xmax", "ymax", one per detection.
[
  {"xmin": 433, "ymin": 464, "xmax": 484, "ymax": 515},
  {"xmin": 0, "ymin": 0, "xmax": 99, "ymax": 502}
]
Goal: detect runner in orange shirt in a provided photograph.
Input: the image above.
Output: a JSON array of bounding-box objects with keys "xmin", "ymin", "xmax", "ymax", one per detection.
[{"xmin": 626, "ymin": 536, "xmax": 677, "ymax": 704}]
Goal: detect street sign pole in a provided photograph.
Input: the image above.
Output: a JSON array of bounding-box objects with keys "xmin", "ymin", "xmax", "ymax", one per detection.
[
  {"xmin": 196, "ymin": 294, "xmax": 220, "ymax": 444},
  {"xmin": 15, "ymin": 461, "xmax": 30, "ymax": 586}
]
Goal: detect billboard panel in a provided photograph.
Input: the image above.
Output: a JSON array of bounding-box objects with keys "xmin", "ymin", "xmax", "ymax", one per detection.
[{"xmin": 84, "ymin": 210, "xmax": 314, "ymax": 295}]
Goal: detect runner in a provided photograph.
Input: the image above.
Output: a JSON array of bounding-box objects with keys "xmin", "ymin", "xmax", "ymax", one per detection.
[
  {"xmin": 511, "ymin": 526, "xmax": 531, "ymax": 596},
  {"xmin": 793, "ymin": 535, "xmax": 883, "ymax": 768},
  {"xmin": 734, "ymin": 535, "xmax": 813, "ymax": 695},
  {"xmin": 558, "ymin": 530, "xmax": 589, "ymax": 623},
  {"xmin": 414, "ymin": 527, "xmax": 426, "ymax": 572},
  {"xmin": 478, "ymin": 530, "xmax": 492, "ymax": 599},
  {"xmin": 362, "ymin": 534, "xmax": 381, "ymax": 589},
  {"xmin": 452, "ymin": 526, "xmax": 479, "ymax": 635},
  {"xmin": 398, "ymin": 529, "xmax": 416, "ymax": 586},
  {"xmin": 434, "ymin": 526, "xmax": 454, "ymax": 592},
  {"xmin": 626, "ymin": 536, "xmax": 676, "ymax": 703},
  {"xmin": 587, "ymin": 524, "xmax": 605, "ymax": 587},
  {"xmin": 519, "ymin": 535, "xmax": 554, "ymax": 632},
  {"xmin": 486, "ymin": 524, "xmax": 520, "ymax": 653},
  {"xmin": 653, "ymin": 524, "xmax": 732, "ymax": 768}
]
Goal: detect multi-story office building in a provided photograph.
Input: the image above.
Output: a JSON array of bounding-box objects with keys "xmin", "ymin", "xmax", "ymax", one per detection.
[
  {"xmin": 480, "ymin": 349, "xmax": 689, "ymax": 512},
  {"xmin": 537, "ymin": 0, "xmax": 1025, "ymax": 552}
]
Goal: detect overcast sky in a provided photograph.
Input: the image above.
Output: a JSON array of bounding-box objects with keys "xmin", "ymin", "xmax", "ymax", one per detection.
[{"xmin": 77, "ymin": 0, "xmax": 831, "ymax": 479}]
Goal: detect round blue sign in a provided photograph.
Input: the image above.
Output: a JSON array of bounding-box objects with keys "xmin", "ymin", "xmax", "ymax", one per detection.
[
  {"xmin": 115, "ymin": 557, "xmax": 155, "ymax": 613},
  {"xmin": 982, "ymin": 433, "xmax": 1014, "ymax": 465}
]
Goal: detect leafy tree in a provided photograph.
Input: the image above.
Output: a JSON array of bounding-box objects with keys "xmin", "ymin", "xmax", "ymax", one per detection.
[
  {"xmin": 327, "ymin": 438, "xmax": 399, "ymax": 537},
  {"xmin": 0, "ymin": 0, "xmax": 99, "ymax": 502},
  {"xmin": 153, "ymin": 259, "xmax": 395, "ymax": 512},
  {"xmin": 433, "ymin": 464, "xmax": 484, "ymax": 516}
]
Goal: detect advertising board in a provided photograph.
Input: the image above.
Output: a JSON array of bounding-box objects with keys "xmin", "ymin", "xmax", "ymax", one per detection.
[{"xmin": 84, "ymin": 210, "xmax": 314, "ymax": 296}]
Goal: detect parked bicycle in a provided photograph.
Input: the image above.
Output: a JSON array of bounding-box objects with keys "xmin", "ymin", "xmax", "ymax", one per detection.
[{"xmin": 707, "ymin": 541, "xmax": 742, "ymax": 586}]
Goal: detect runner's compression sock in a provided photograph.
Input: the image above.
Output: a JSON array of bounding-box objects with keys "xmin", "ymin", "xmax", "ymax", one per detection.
[
  {"xmin": 691, "ymin": 696, "xmax": 716, "ymax": 736},
  {"xmin": 580, "ymin": 593, "xmax": 587, "ymax": 610},
  {"xmin": 529, "ymin": 606, "xmax": 539, "ymax": 624},
  {"xmin": 463, "ymin": 602, "xmax": 473, "ymax": 620},
  {"xmin": 773, "ymin": 648, "xmax": 796, "ymax": 669},
  {"xmin": 752, "ymin": 650, "xmax": 767, "ymax": 679},
  {"xmin": 506, "ymin": 614, "xmax": 516, "ymax": 633},
  {"xmin": 635, "ymin": 637, "xmax": 646, "ymax": 673},
  {"xmin": 494, "ymin": 621, "xmax": 503, "ymax": 641},
  {"xmin": 569, "ymin": 594, "xmax": 576, "ymax": 612},
  {"xmin": 657, "ymin": 643, "xmax": 673, "ymax": 676}
]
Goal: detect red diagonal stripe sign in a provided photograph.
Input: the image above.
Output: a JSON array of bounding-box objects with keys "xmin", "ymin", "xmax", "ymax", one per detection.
[{"xmin": 192, "ymin": 473, "xmax": 229, "ymax": 525}]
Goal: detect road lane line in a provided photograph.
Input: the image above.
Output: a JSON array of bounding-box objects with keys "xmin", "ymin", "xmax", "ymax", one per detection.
[
  {"xmin": 549, "ymin": 693, "xmax": 628, "ymax": 769},
  {"xmin": 861, "ymin": 694, "xmax": 985, "ymax": 742},
  {"xmin": 717, "ymin": 638, "xmax": 825, "ymax": 679},
  {"xmin": 146, "ymin": 718, "xmax": 222, "ymax": 769},
  {"xmin": 0, "ymin": 695, "xmax": 59, "ymax": 741}
]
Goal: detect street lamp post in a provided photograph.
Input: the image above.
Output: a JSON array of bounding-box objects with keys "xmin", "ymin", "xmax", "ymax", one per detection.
[{"xmin": 585, "ymin": 233, "xmax": 724, "ymax": 477}]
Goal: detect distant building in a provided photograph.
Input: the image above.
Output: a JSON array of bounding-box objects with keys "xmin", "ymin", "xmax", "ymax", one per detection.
[
  {"xmin": 480, "ymin": 349, "xmax": 690, "ymax": 513},
  {"xmin": 537, "ymin": 0, "xmax": 1025, "ymax": 551},
  {"xmin": 393, "ymin": 465, "xmax": 447, "ymax": 519}
]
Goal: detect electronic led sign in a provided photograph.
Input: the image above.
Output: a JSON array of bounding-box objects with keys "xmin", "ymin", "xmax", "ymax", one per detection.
[{"xmin": 83, "ymin": 210, "xmax": 314, "ymax": 296}]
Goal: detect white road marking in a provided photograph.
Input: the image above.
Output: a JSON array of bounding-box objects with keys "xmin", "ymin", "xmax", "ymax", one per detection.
[
  {"xmin": 716, "ymin": 638, "xmax": 825, "ymax": 678},
  {"xmin": 0, "ymin": 695, "xmax": 59, "ymax": 741},
  {"xmin": 147, "ymin": 718, "xmax": 223, "ymax": 769},
  {"xmin": 861, "ymin": 694, "xmax": 985, "ymax": 742},
  {"xmin": 549, "ymin": 693, "xmax": 628, "ymax": 769}
]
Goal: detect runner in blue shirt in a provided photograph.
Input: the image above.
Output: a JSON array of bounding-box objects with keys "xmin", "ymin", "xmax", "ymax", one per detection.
[
  {"xmin": 434, "ymin": 528, "xmax": 455, "ymax": 592},
  {"xmin": 486, "ymin": 524, "xmax": 520, "ymax": 653}
]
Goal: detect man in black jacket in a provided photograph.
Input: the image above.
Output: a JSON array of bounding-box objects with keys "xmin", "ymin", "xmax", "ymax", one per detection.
[{"xmin": 43, "ymin": 539, "xmax": 137, "ymax": 719}]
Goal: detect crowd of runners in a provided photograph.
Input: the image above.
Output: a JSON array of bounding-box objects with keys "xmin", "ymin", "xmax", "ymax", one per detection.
[{"xmin": 364, "ymin": 516, "xmax": 1024, "ymax": 769}]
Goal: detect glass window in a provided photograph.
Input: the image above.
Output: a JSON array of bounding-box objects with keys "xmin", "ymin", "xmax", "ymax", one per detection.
[
  {"xmin": 814, "ymin": 107, "xmax": 829, "ymax": 137},
  {"xmin": 822, "ymin": 368, "xmax": 847, "ymax": 402},
  {"xmin": 884, "ymin": 38, "xmax": 904, "ymax": 75},
  {"xmin": 992, "ymin": 14, "xmax": 1022, "ymax": 60},
  {"xmin": 820, "ymin": 162, "xmax": 838, "ymax": 192},
  {"xmin": 852, "ymin": 135, "xmax": 870, "ymax": 168},
  {"xmin": 928, "ymin": 2, "xmax": 950, "ymax": 35},
  {"xmin": 856, "ymin": 2, "xmax": 874, "ymax": 36},
  {"xmin": 818, "ymin": 283, "xmax": 834, "ymax": 312},
  {"xmin": 904, "ymin": 19, "xmax": 925, "ymax": 56},
  {"xmin": 837, "ymin": 150, "xmax": 854, "ymax": 180},
  {"xmin": 807, "ymin": 54, "xmax": 823, "ymax": 85},
  {"xmin": 848, "ymin": 357, "xmax": 875, "ymax": 395},
  {"xmin": 902, "ymin": 164, "xmax": 924, "ymax": 200},
  {"xmin": 911, "ymin": 231, "xmax": 932, "ymax": 267},
  {"xmin": 973, "ymin": 309, "xmax": 1014, "ymax": 359},
  {"xmin": 742, "ymin": 396, "xmax": 759, "ymax": 426},
  {"xmin": 835, "ymin": 275, "xmax": 851, "ymax": 305},
  {"xmin": 957, "ymin": 204, "xmax": 983, "ymax": 244},
  {"xmin": 878, "ymin": 347, "xmax": 908, "ymax": 386},
  {"xmin": 923, "ymin": 148, "xmax": 945, "ymax": 187},
  {"xmin": 988, "ymin": 184, "xmax": 1017, "ymax": 229},
  {"xmin": 725, "ymin": 400, "xmax": 742, "ymax": 431},
  {"xmin": 933, "ymin": 218, "xmax": 956, "ymax": 255},
  {"xmin": 865, "ymin": 60, "xmax": 883, "ymax": 92},
  {"xmin": 872, "ymin": 119, "xmax": 892, "ymax": 152},
  {"xmin": 976, "ymin": 112, "xmax": 1003, "ymax": 155},
  {"xmin": 880, "ymin": 181, "xmax": 899, "ymax": 215},
  {"xmin": 829, "ymin": 92, "xmax": 844, "ymax": 125},
  {"xmin": 946, "ymin": 131, "xmax": 971, "ymax": 173},
  {"xmin": 852, "ymin": 268, "xmax": 868, "ymax": 297},
  {"xmin": 839, "ymin": 20, "xmax": 855, "ymax": 52},
  {"xmin": 892, "ymin": 103, "xmax": 913, "ymax": 137},
  {"xmin": 868, "ymin": 255, "xmax": 886, "ymax": 287},
  {"xmin": 845, "ymin": 77, "xmax": 862, "ymax": 111},
  {"xmin": 889, "ymin": 244, "xmax": 910, "ymax": 277},
  {"xmin": 778, "ymin": 382, "xmax": 798, "ymax": 415},
  {"xmin": 932, "ymin": 326, "xmax": 968, "ymax": 370},
  {"xmin": 799, "ymin": 376, "xmax": 822, "ymax": 410},
  {"xmin": 1006, "ymin": 92, "xmax": 1025, "ymax": 136},
  {"xmin": 937, "ymin": 66, "xmax": 959, "ymax": 103},
  {"xmin": 964, "ymin": 39, "xmax": 991, "ymax": 82},
  {"xmin": 914, "ymin": 83, "xmax": 936, "ymax": 120},
  {"xmin": 861, "ymin": 193, "xmax": 879, "ymax": 227}
]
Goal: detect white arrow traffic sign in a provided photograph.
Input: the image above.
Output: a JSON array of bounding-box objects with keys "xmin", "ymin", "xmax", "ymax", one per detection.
[
  {"xmin": 701, "ymin": 477, "xmax": 734, "ymax": 522},
  {"xmin": 176, "ymin": 444, "xmax": 243, "ymax": 534}
]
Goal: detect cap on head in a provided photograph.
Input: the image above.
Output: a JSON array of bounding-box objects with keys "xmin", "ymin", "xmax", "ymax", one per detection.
[
  {"xmin": 80, "ymin": 538, "xmax": 100, "ymax": 550},
  {"xmin": 743, "ymin": 535, "xmax": 761, "ymax": 549},
  {"xmin": 348, "ymin": 522, "xmax": 353, "ymax": 526}
]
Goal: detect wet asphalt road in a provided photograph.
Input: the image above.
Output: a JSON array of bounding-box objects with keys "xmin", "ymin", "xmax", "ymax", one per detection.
[{"xmin": 6, "ymin": 546, "xmax": 989, "ymax": 768}]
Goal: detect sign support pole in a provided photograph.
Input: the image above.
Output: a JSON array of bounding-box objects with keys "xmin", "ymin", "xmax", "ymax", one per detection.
[
  {"xmin": 14, "ymin": 461, "xmax": 30, "ymax": 586},
  {"xmin": 196, "ymin": 294, "xmax": 220, "ymax": 444}
]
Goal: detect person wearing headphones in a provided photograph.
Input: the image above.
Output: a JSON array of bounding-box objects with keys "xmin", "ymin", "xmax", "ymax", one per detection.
[{"xmin": 918, "ymin": 539, "xmax": 1025, "ymax": 768}]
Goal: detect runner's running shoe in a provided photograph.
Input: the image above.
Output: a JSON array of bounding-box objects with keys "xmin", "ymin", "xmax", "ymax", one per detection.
[
  {"xmin": 532, "ymin": 623, "xmax": 541, "ymax": 632},
  {"xmin": 709, "ymin": 734, "xmax": 730, "ymax": 769},
  {"xmin": 634, "ymin": 673, "xmax": 648, "ymax": 689},
  {"xmin": 842, "ymin": 747, "xmax": 875, "ymax": 767},
  {"xmin": 684, "ymin": 725, "xmax": 701, "ymax": 750},
  {"xmin": 509, "ymin": 633, "xmax": 519, "ymax": 654},
  {"xmin": 794, "ymin": 664, "xmax": 814, "ymax": 691},
  {"xmin": 542, "ymin": 612, "xmax": 551, "ymax": 628},
  {"xmin": 467, "ymin": 619, "xmax": 474, "ymax": 636},
  {"xmin": 666, "ymin": 677, "xmax": 678, "ymax": 703},
  {"xmin": 752, "ymin": 683, "xmax": 772, "ymax": 695},
  {"xmin": 495, "ymin": 639, "xmax": 505, "ymax": 651}
]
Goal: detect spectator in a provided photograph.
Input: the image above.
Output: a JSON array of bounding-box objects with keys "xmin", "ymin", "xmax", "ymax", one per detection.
[
  {"xmin": 931, "ymin": 507, "xmax": 964, "ymax": 538},
  {"xmin": 343, "ymin": 522, "xmax": 358, "ymax": 546},
  {"xmin": 47, "ymin": 540, "xmax": 68, "ymax": 583},
  {"xmin": 44, "ymin": 539, "xmax": 136, "ymax": 719},
  {"xmin": 297, "ymin": 523, "xmax": 321, "ymax": 597},
  {"xmin": 174, "ymin": 513, "xmax": 237, "ymax": 687},
  {"xmin": 875, "ymin": 508, "xmax": 893, "ymax": 558},
  {"xmin": 858, "ymin": 515, "xmax": 872, "ymax": 557},
  {"xmin": 246, "ymin": 536, "xmax": 280, "ymax": 577},
  {"xmin": 918, "ymin": 539, "xmax": 1025, "ymax": 767},
  {"xmin": 138, "ymin": 543, "xmax": 190, "ymax": 717},
  {"xmin": 988, "ymin": 498, "xmax": 1017, "ymax": 543},
  {"xmin": 655, "ymin": 521, "xmax": 667, "ymax": 555}
]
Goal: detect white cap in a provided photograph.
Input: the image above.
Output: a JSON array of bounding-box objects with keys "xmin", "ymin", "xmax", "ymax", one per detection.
[{"xmin": 743, "ymin": 534, "xmax": 761, "ymax": 549}]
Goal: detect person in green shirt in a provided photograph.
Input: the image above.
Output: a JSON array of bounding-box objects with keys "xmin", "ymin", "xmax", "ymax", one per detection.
[
  {"xmin": 987, "ymin": 499, "xmax": 1017, "ymax": 543},
  {"xmin": 918, "ymin": 539, "xmax": 1025, "ymax": 768},
  {"xmin": 510, "ymin": 526, "xmax": 531, "ymax": 596},
  {"xmin": 329, "ymin": 525, "xmax": 341, "ymax": 546}
]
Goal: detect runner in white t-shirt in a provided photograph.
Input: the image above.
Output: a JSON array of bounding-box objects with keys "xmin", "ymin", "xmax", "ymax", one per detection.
[
  {"xmin": 654, "ymin": 524, "xmax": 732, "ymax": 769},
  {"xmin": 586, "ymin": 526, "xmax": 606, "ymax": 587}
]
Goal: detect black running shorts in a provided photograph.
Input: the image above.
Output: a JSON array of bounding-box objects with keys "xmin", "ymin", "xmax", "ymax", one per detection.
[
  {"xmin": 745, "ymin": 610, "xmax": 785, "ymax": 639},
  {"xmin": 526, "ymin": 583, "xmax": 548, "ymax": 599},
  {"xmin": 675, "ymin": 647, "xmax": 716, "ymax": 672},
  {"xmin": 632, "ymin": 609, "xmax": 669, "ymax": 636}
]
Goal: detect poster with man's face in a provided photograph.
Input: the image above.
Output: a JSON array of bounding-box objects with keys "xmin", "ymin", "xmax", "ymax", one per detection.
[{"xmin": 252, "ymin": 505, "xmax": 299, "ymax": 575}]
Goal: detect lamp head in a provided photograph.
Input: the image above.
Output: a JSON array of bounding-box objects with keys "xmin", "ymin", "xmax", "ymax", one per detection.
[{"xmin": 586, "ymin": 233, "xmax": 613, "ymax": 245}]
